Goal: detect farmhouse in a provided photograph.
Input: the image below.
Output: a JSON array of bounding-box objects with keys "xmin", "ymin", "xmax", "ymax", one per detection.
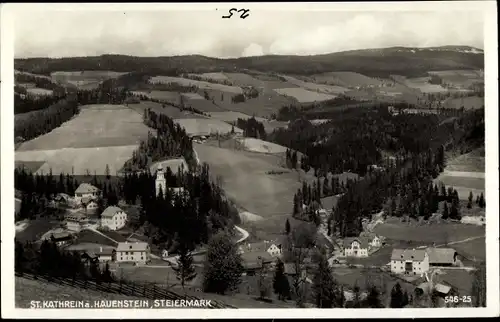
[
  {"xmin": 84, "ymin": 200, "xmax": 99, "ymax": 213},
  {"xmin": 74, "ymin": 183, "xmax": 100, "ymax": 204},
  {"xmin": 391, "ymin": 249, "xmax": 430, "ymax": 275},
  {"xmin": 241, "ymin": 251, "xmax": 275, "ymax": 275},
  {"xmin": 342, "ymin": 237, "xmax": 369, "ymax": 257},
  {"xmin": 65, "ymin": 212, "xmax": 90, "ymax": 232},
  {"xmin": 82, "ymin": 247, "xmax": 116, "ymax": 264},
  {"xmin": 116, "ymin": 241, "xmax": 150, "ymax": 265},
  {"xmin": 238, "ymin": 241, "xmax": 282, "ymax": 257},
  {"xmin": 101, "ymin": 206, "xmax": 127, "ymax": 231},
  {"xmin": 426, "ymin": 248, "xmax": 458, "ymax": 267},
  {"xmin": 359, "ymin": 232, "xmax": 383, "ymax": 248}
]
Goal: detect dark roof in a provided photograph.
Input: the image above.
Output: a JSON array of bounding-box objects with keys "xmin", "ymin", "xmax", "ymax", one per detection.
[
  {"xmin": 391, "ymin": 249, "xmax": 427, "ymax": 261},
  {"xmin": 241, "ymin": 251, "xmax": 274, "ymax": 269},
  {"xmin": 426, "ymin": 248, "xmax": 457, "ymax": 264},
  {"xmin": 342, "ymin": 237, "xmax": 370, "ymax": 249}
]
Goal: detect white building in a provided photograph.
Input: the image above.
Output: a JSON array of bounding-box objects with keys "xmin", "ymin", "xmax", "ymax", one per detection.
[
  {"xmin": 359, "ymin": 232, "xmax": 383, "ymax": 248},
  {"xmin": 100, "ymin": 206, "xmax": 127, "ymax": 231},
  {"xmin": 74, "ymin": 183, "xmax": 100, "ymax": 204},
  {"xmin": 65, "ymin": 212, "xmax": 89, "ymax": 232},
  {"xmin": 342, "ymin": 238, "xmax": 369, "ymax": 257},
  {"xmin": 391, "ymin": 249, "xmax": 430, "ymax": 275},
  {"xmin": 155, "ymin": 166, "xmax": 167, "ymax": 197},
  {"xmin": 116, "ymin": 241, "xmax": 150, "ymax": 265},
  {"xmin": 238, "ymin": 241, "xmax": 282, "ymax": 257}
]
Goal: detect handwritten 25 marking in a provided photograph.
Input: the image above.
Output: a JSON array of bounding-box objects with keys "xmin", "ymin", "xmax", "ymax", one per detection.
[
  {"xmin": 444, "ymin": 295, "xmax": 472, "ymax": 304},
  {"xmin": 222, "ymin": 8, "xmax": 250, "ymax": 19}
]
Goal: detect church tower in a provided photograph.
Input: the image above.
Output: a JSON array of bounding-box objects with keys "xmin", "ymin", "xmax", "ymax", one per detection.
[{"xmin": 155, "ymin": 165, "xmax": 166, "ymax": 197}]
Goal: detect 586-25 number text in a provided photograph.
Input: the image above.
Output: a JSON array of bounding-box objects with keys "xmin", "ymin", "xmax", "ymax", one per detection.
[{"xmin": 444, "ymin": 295, "xmax": 472, "ymax": 304}]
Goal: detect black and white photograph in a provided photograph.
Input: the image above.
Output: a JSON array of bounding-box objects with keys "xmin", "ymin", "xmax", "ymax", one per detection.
[{"xmin": 1, "ymin": 2, "xmax": 498, "ymax": 318}]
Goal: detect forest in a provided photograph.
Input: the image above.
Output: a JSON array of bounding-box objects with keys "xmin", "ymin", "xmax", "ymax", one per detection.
[{"xmin": 234, "ymin": 117, "xmax": 267, "ymax": 140}]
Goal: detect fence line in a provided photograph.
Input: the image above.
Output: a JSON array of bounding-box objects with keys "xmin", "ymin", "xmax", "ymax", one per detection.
[{"xmin": 15, "ymin": 271, "xmax": 235, "ymax": 309}]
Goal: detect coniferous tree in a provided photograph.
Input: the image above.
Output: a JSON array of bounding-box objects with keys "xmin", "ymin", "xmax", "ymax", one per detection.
[
  {"xmin": 173, "ymin": 243, "xmax": 197, "ymax": 296},
  {"xmin": 273, "ymin": 259, "xmax": 290, "ymax": 301},
  {"xmin": 312, "ymin": 249, "xmax": 339, "ymax": 308},
  {"xmin": 390, "ymin": 282, "xmax": 404, "ymax": 308},
  {"xmin": 285, "ymin": 219, "xmax": 291, "ymax": 235}
]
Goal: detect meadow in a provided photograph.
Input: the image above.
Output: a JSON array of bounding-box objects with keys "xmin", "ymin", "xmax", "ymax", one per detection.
[
  {"xmin": 149, "ymin": 158, "xmax": 189, "ymax": 175},
  {"xmin": 310, "ymin": 71, "xmax": 385, "ymax": 88},
  {"xmin": 236, "ymin": 137, "xmax": 288, "ymax": 154},
  {"xmin": 127, "ymin": 101, "xmax": 207, "ymax": 120},
  {"xmin": 15, "ymin": 70, "xmax": 52, "ymax": 80},
  {"xmin": 443, "ymin": 96, "xmax": 484, "ymax": 110},
  {"xmin": 208, "ymin": 111, "xmax": 268, "ymax": 123},
  {"xmin": 279, "ymin": 74, "xmax": 350, "ymax": 95},
  {"xmin": 428, "ymin": 70, "xmax": 483, "ymax": 89},
  {"xmin": 26, "ymin": 88, "xmax": 54, "ymax": 96},
  {"xmin": 402, "ymin": 76, "xmax": 448, "ymax": 93},
  {"xmin": 174, "ymin": 118, "xmax": 242, "ymax": 136},
  {"xmin": 15, "ymin": 104, "xmax": 153, "ymax": 175},
  {"xmin": 186, "ymin": 72, "xmax": 229, "ymax": 81},
  {"xmin": 130, "ymin": 90, "xmax": 180, "ymax": 105},
  {"xmin": 274, "ymin": 88, "xmax": 337, "ymax": 103},
  {"xmin": 149, "ymin": 76, "xmax": 243, "ymax": 94}
]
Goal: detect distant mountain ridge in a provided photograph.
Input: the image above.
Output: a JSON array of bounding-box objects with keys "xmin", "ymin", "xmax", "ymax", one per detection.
[{"xmin": 15, "ymin": 45, "xmax": 484, "ymax": 78}]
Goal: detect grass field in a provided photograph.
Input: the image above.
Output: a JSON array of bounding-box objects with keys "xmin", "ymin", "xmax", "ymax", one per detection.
[
  {"xmin": 428, "ymin": 70, "xmax": 483, "ymax": 89},
  {"xmin": 443, "ymin": 96, "xmax": 484, "ymax": 110},
  {"xmin": 279, "ymin": 75, "xmax": 349, "ymax": 95},
  {"xmin": 310, "ymin": 71, "xmax": 385, "ymax": 88},
  {"xmin": 444, "ymin": 148, "xmax": 485, "ymax": 172},
  {"xmin": 174, "ymin": 118, "xmax": 242, "ymax": 136},
  {"xmin": 402, "ymin": 76, "xmax": 449, "ymax": 93},
  {"xmin": 15, "ymin": 277, "xmax": 144, "ymax": 308},
  {"xmin": 185, "ymin": 97, "xmax": 225, "ymax": 112},
  {"xmin": 274, "ymin": 88, "xmax": 337, "ymax": 103},
  {"xmin": 373, "ymin": 221, "xmax": 485, "ymax": 245},
  {"xmin": 187, "ymin": 72, "xmax": 229, "ymax": 81},
  {"xmin": 50, "ymin": 70, "xmax": 127, "ymax": 89},
  {"xmin": 236, "ymin": 138, "xmax": 288, "ymax": 154},
  {"xmin": 15, "ymin": 104, "xmax": 153, "ymax": 175},
  {"xmin": 149, "ymin": 76, "xmax": 243, "ymax": 94},
  {"xmin": 181, "ymin": 92, "xmax": 205, "ymax": 100},
  {"xmin": 194, "ymin": 143, "xmax": 301, "ymax": 221},
  {"xmin": 452, "ymin": 236, "xmax": 486, "ymax": 262},
  {"xmin": 15, "ymin": 218, "xmax": 61, "ymax": 243},
  {"xmin": 149, "ymin": 158, "xmax": 188, "ymax": 175},
  {"xmin": 15, "ymin": 70, "xmax": 52, "ymax": 80},
  {"xmin": 26, "ymin": 88, "xmax": 54, "ymax": 96}
]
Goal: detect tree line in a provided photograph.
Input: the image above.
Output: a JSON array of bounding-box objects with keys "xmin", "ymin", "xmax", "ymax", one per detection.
[
  {"xmin": 14, "ymin": 94, "xmax": 64, "ymax": 115},
  {"xmin": 234, "ymin": 117, "xmax": 267, "ymax": 140}
]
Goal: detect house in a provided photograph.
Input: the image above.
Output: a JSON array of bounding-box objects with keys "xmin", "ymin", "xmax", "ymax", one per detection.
[
  {"xmin": 461, "ymin": 215, "xmax": 485, "ymax": 226},
  {"xmin": 47, "ymin": 231, "xmax": 73, "ymax": 247},
  {"xmin": 391, "ymin": 249, "xmax": 430, "ymax": 275},
  {"xmin": 359, "ymin": 232, "xmax": 383, "ymax": 248},
  {"xmin": 241, "ymin": 251, "xmax": 275, "ymax": 275},
  {"xmin": 100, "ymin": 206, "xmax": 127, "ymax": 231},
  {"xmin": 426, "ymin": 248, "xmax": 458, "ymax": 267},
  {"xmin": 238, "ymin": 241, "xmax": 282, "ymax": 257},
  {"xmin": 65, "ymin": 212, "xmax": 90, "ymax": 232},
  {"xmin": 342, "ymin": 237, "xmax": 369, "ymax": 257},
  {"xmin": 85, "ymin": 200, "xmax": 99, "ymax": 213},
  {"xmin": 74, "ymin": 183, "xmax": 100, "ymax": 204},
  {"xmin": 116, "ymin": 241, "xmax": 150, "ymax": 265},
  {"xmin": 82, "ymin": 247, "xmax": 116, "ymax": 264}
]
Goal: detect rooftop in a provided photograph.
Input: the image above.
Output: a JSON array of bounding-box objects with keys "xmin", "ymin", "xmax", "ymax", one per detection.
[
  {"xmin": 241, "ymin": 251, "xmax": 275, "ymax": 268},
  {"xmin": 75, "ymin": 183, "xmax": 100, "ymax": 194},
  {"xmin": 391, "ymin": 249, "xmax": 427, "ymax": 261},
  {"xmin": 101, "ymin": 206, "xmax": 125, "ymax": 218},
  {"xmin": 426, "ymin": 248, "xmax": 457, "ymax": 264},
  {"xmin": 116, "ymin": 241, "xmax": 149, "ymax": 252},
  {"xmin": 343, "ymin": 237, "xmax": 370, "ymax": 249}
]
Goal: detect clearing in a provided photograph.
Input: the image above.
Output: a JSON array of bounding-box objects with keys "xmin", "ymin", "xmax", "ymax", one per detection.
[
  {"xmin": 236, "ymin": 137, "xmax": 288, "ymax": 154},
  {"xmin": 428, "ymin": 70, "xmax": 483, "ymax": 89},
  {"xmin": 127, "ymin": 101, "xmax": 207, "ymax": 119},
  {"xmin": 149, "ymin": 158, "xmax": 188, "ymax": 175},
  {"xmin": 174, "ymin": 118, "xmax": 242, "ymax": 136},
  {"xmin": 26, "ymin": 88, "xmax": 53, "ymax": 96},
  {"xmin": 15, "ymin": 104, "xmax": 152, "ymax": 175},
  {"xmin": 130, "ymin": 90, "xmax": 180, "ymax": 105},
  {"xmin": 274, "ymin": 87, "xmax": 336, "ymax": 103},
  {"xmin": 279, "ymin": 74, "xmax": 349, "ymax": 95},
  {"xmin": 310, "ymin": 71, "xmax": 385, "ymax": 88},
  {"xmin": 149, "ymin": 76, "xmax": 243, "ymax": 94},
  {"xmin": 208, "ymin": 111, "xmax": 268, "ymax": 123},
  {"xmin": 15, "ymin": 70, "xmax": 52, "ymax": 80},
  {"xmin": 186, "ymin": 72, "xmax": 229, "ymax": 81},
  {"xmin": 401, "ymin": 76, "xmax": 449, "ymax": 93}
]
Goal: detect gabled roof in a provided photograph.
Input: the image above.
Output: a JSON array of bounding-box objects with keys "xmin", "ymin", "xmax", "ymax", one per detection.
[
  {"xmin": 50, "ymin": 231, "xmax": 73, "ymax": 241},
  {"xmin": 426, "ymin": 248, "xmax": 457, "ymax": 264},
  {"xmin": 391, "ymin": 249, "xmax": 427, "ymax": 261},
  {"xmin": 75, "ymin": 183, "xmax": 99, "ymax": 194},
  {"xmin": 241, "ymin": 251, "xmax": 274, "ymax": 266},
  {"xmin": 343, "ymin": 237, "xmax": 370, "ymax": 249},
  {"xmin": 240, "ymin": 241, "xmax": 279, "ymax": 253},
  {"xmin": 101, "ymin": 206, "xmax": 125, "ymax": 218},
  {"xmin": 116, "ymin": 242, "xmax": 149, "ymax": 252}
]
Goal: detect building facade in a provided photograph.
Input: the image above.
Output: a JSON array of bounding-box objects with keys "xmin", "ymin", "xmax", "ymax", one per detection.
[
  {"xmin": 74, "ymin": 183, "xmax": 100, "ymax": 204},
  {"xmin": 101, "ymin": 206, "xmax": 127, "ymax": 231},
  {"xmin": 391, "ymin": 249, "xmax": 430, "ymax": 275},
  {"xmin": 65, "ymin": 212, "xmax": 89, "ymax": 232},
  {"xmin": 155, "ymin": 166, "xmax": 167, "ymax": 197},
  {"xmin": 116, "ymin": 242, "xmax": 150, "ymax": 265},
  {"xmin": 343, "ymin": 238, "xmax": 369, "ymax": 257}
]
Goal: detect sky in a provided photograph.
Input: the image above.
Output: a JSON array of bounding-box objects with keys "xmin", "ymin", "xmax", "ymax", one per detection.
[{"xmin": 11, "ymin": 6, "xmax": 485, "ymax": 59}]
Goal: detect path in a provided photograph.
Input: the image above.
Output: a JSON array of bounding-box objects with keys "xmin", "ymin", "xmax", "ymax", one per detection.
[
  {"xmin": 435, "ymin": 235, "xmax": 484, "ymax": 248},
  {"xmin": 235, "ymin": 225, "xmax": 250, "ymax": 244}
]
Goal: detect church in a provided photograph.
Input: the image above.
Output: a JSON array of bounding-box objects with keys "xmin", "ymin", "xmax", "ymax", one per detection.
[{"xmin": 155, "ymin": 165, "xmax": 186, "ymax": 199}]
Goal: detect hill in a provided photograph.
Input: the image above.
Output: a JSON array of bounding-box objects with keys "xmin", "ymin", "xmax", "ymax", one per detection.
[{"xmin": 15, "ymin": 46, "xmax": 484, "ymax": 78}]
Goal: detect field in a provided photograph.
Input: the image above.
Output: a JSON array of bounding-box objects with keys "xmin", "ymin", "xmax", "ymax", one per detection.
[
  {"xmin": 149, "ymin": 158, "xmax": 188, "ymax": 175},
  {"xmin": 310, "ymin": 71, "xmax": 385, "ymax": 88},
  {"xmin": 15, "ymin": 218, "xmax": 60, "ymax": 243},
  {"xmin": 15, "ymin": 104, "xmax": 152, "ymax": 175},
  {"xmin": 181, "ymin": 92, "xmax": 204, "ymax": 100},
  {"xmin": 130, "ymin": 90, "xmax": 180, "ymax": 105},
  {"xmin": 433, "ymin": 149, "xmax": 485, "ymax": 200},
  {"xmin": 428, "ymin": 70, "xmax": 483, "ymax": 89},
  {"xmin": 401, "ymin": 76, "xmax": 449, "ymax": 93},
  {"xmin": 15, "ymin": 70, "xmax": 52, "ymax": 80},
  {"xmin": 208, "ymin": 111, "xmax": 267, "ymax": 123},
  {"xmin": 15, "ymin": 277, "xmax": 144, "ymax": 308},
  {"xmin": 127, "ymin": 101, "xmax": 207, "ymax": 119},
  {"xmin": 174, "ymin": 118, "xmax": 242, "ymax": 136},
  {"xmin": 185, "ymin": 97, "xmax": 225, "ymax": 112},
  {"xmin": 26, "ymin": 88, "xmax": 54, "ymax": 96},
  {"xmin": 443, "ymin": 96, "xmax": 484, "ymax": 110},
  {"xmin": 274, "ymin": 88, "xmax": 337, "ymax": 103},
  {"xmin": 233, "ymin": 72, "xmax": 299, "ymax": 89},
  {"xmin": 452, "ymin": 236, "xmax": 486, "ymax": 262},
  {"xmin": 279, "ymin": 75, "xmax": 349, "ymax": 95},
  {"xmin": 373, "ymin": 221, "xmax": 485, "ymax": 245},
  {"xmin": 50, "ymin": 70, "xmax": 128, "ymax": 89},
  {"xmin": 149, "ymin": 76, "xmax": 243, "ymax": 94},
  {"xmin": 236, "ymin": 138, "xmax": 288, "ymax": 154},
  {"xmin": 194, "ymin": 143, "xmax": 301, "ymax": 221}
]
